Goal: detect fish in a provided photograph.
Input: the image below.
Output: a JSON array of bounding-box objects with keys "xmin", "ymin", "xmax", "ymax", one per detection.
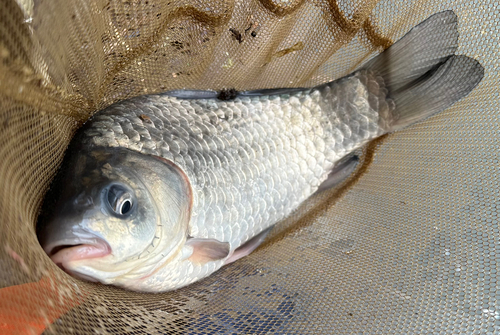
[{"xmin": 37, "ymin": 10, "xmax": 483, "ymax": 292}]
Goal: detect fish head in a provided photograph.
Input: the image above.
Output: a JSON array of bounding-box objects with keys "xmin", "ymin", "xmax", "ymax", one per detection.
[{"xmin": 38, "ymin": 145, "xmax": 192, "ymax": 285}]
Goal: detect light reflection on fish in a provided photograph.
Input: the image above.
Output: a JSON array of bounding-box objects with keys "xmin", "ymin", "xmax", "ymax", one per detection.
[{"xmin": 37, "ymin": 11, "xmax": 483, "ymax": 292}]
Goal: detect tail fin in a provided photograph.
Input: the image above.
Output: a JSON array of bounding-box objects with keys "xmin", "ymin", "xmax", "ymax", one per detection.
[{"xmin": 363, "ymin": 10, "xmax": 484, "ymax": 131}]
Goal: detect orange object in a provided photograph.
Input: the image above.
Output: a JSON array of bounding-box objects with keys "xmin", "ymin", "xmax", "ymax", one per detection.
[{"xmin": 0, "ymin": 276, "xmax": 86, "ymax": 335}]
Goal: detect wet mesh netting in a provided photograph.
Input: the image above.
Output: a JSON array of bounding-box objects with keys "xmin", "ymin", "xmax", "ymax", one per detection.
[{"xmin": 0, "ymin": 0, "xmax": 498, "ymax": 333}]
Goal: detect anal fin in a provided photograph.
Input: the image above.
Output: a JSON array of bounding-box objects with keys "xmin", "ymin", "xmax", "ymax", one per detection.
[{"xmin": 316, "ymin": 155, "xmax": 359, "ymax": 194}]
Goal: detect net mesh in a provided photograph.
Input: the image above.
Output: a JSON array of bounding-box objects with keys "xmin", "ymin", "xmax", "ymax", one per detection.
[{"xmin": 0, "ymin": 0, "xmax": 498, "ymax": 333}]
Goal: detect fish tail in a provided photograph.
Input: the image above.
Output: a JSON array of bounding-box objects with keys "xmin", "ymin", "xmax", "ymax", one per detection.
[{"xmin": 363, "ymin": 10, "xmax": 484, "ymax": 132}]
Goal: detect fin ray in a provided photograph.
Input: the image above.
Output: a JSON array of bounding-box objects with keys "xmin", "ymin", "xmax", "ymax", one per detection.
[
  {"xmin": 316, "ymin": 155, "xmax": 359, "ymax": 193},
  {"xmin": 186, "ymin": 238, "xmax": 230, "ymax": 264},
  {"xmin": 225, "ymin": 228, "xmax": 272, "ymax": 264},
  {"xmin": 361, "ymin": 10, "xmax": 484, "ymax": 131}
]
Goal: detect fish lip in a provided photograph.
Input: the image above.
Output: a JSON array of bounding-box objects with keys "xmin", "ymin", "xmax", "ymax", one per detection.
[
  {"xmin": 49, "ymin": 238, "xmax": 112, "ymax": 283},
  {"xmin": 48, "ymin": 237, "xmax": 111, "ymax": 266},
  {"xmin": 44, "ymin": 235, "xmax": 111, "ymax": 257}
]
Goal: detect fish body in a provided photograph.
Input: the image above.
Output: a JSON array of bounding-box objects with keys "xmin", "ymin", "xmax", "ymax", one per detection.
[
  {"xmin": 38, "ymin": 11, "xmax": 483, "ymax": 292},
  {"xmin": 82, "ymin": 71, "xmax": 387, "ymax": 249}
]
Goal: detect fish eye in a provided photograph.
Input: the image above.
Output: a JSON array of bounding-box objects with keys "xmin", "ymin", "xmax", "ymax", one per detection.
[{"xmin": 106, "ymin": 184, "xmax": 135, "ymax": 217}]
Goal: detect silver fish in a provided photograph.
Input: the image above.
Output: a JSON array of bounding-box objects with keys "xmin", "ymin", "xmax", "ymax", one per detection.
[{"xmin": 37, "ymin": 11, "xmax": 483, "ymax": 292}]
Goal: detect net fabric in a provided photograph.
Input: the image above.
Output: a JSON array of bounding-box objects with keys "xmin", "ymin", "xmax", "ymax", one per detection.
[{"xmin": 0, "ymin": 0, "xmax": 498, "ymax": 334}]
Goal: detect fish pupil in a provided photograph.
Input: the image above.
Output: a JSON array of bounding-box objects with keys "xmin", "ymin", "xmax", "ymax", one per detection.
[{"xmin": 120, "ymin": 200, "xmax": 132, "ymax": 215}]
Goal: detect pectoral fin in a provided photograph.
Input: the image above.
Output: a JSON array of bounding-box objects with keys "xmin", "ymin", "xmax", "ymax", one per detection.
[
  {"xmin": 225, "ymin": 227, "xmax": 272, "ymax": 265},
  {"xmin": 186, "ymin": 237, "xmax": 230, "ymax": 264}
]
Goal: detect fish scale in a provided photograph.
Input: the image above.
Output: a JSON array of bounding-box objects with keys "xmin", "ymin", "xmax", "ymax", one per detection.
[{"xmin": 81, "ymin": 71, "xmax": 386, "ymax": 248}]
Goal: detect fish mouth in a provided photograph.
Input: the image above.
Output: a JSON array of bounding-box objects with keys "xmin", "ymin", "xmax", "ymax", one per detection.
[{"xmin": 46, "ymin": 237, "xmax": 111, "ymax": 279}]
